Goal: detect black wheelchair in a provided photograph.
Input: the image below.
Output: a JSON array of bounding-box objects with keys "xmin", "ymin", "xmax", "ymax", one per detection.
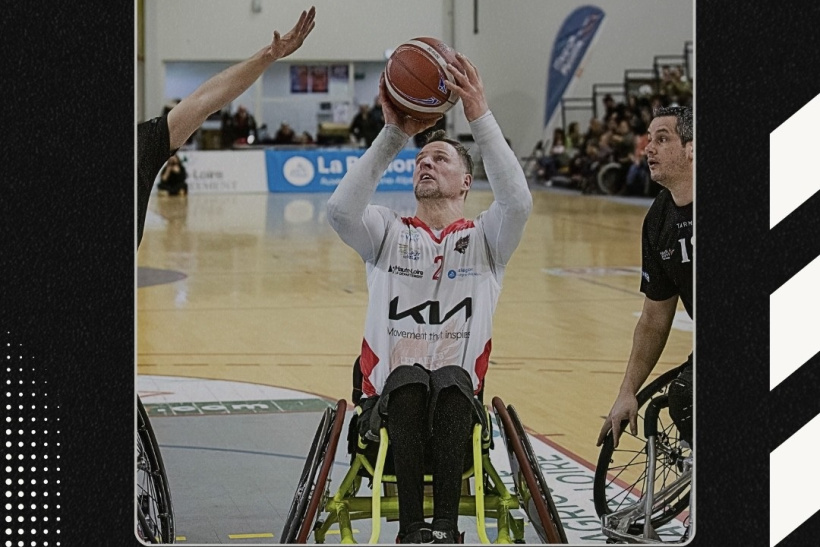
[
  {"xmin": 281, "ymin": 360, "xmax": 567, "ymax": 544},
  {"xmin": 593, "ymin": 363, "xmax": 692, "ymax": 543},
  {"xmin": 137, "ymin": 397, "xmax": 175, "ymax": 544}
]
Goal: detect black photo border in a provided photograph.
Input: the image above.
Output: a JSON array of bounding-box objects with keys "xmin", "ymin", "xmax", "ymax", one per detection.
[{"xmin": 4, "ymin": 1, "xmax": 820, "ymax": 545}]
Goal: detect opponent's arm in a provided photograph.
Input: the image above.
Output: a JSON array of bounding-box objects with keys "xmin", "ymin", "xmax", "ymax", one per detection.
[
  {"xmin": 597, "ymin": 295, "xmax": 678, "ymax": 447},
  {"xmin": 166, "ymin": 7, "xmax": 316, "ymax": 151}
]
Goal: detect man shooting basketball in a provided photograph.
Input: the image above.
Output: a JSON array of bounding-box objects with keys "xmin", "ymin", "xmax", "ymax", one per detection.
[{"xmin": 327, "ymin": 53, "xmax": 531, "ymax": 544}]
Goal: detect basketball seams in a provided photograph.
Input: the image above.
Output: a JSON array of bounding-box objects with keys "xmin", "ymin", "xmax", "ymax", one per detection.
[
  {"xmin": 384, "ymin": 72, "xmax": 452, "ymax": 117},
  {"xmin": 391, "ymin": 50, "xmax": 448, "ymax": 101},
  {"xmin": 385, "ymin": 37, "xmax": 461, "ymax": 119},
  {"xmin": 404, "ymin": 39, "xmax": 451, "ymax": 72}
]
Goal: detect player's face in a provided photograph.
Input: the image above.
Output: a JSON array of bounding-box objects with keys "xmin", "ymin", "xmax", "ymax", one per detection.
[
  {"xmin": 413, "ymin": 141, "xmax": 470, "ymax": 200},
  {"xmin": 645, "ymin": 116, "xmax": 693, "ymax": 187}
]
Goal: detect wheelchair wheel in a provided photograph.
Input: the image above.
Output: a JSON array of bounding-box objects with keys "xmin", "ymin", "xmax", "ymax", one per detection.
[
  {"xmin": 593, "ymin": 364, "xmax": 690, "ymax": 534},
  {"xmin": 597, "ymin": 162, "xmax": 626, "ymax": 195},
  {"xmin": 281, "ymin": 399, "xmax": 346, "ymax": 544},
  {"xmin": 137, "ymin": 397, "xmax": 175, "ymax": 544},
  {"xmin": 492, "ymin": 397, "xmax": 567, "ymax": 544}
]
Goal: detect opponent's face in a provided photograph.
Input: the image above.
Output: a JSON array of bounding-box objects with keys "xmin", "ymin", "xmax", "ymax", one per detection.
[
  {"xmin": 413, "ymin": 141, "xmax": 471, "ymax": 200},
  {"xmin": 645, "ymin": 116, "xmax": 693, "ymax": 187}
]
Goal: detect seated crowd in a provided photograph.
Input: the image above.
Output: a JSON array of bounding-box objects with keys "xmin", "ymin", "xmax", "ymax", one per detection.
[{"xmin": 534, "ymin": 72, "xmax": 692, "ymax": 196}]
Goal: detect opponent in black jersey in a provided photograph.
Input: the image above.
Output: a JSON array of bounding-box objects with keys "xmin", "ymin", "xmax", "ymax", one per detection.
[
  {"xmin": 135, "ymin": 7, "xmax": 316, "ymax": 248},
  {"xmin": 597, "ymin": 106, "xmax": 693, "ymax": 449}
]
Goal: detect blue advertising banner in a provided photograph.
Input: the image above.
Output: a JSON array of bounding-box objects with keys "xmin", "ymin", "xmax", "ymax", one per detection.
[
  {"xmin": 266, "ymin": 148, "xmax": 419, "ymax": 193},
  {"xmin": 544, "ymin": 5, "xmax": 605, "ymax": 129}
]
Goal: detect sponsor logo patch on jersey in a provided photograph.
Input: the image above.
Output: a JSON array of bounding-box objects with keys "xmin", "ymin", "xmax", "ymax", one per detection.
[
  {"xmin": 660, "ymin": 248, "xmax": 676, "ymax": 260},
  {"xmin": 449, "ymin": 267, "xmax": 480, "ymax": 279},
  {"xmin": 400, "ymin": 229, "xmax": 421, "ymax": 242},
  {"xmin": 388, "ymin": 265, "xmax": 424, "ymax": 278},
  {"xmin": 454, "ymin": 235, "xmax": 470, "ymax": 254},
  {"xmin": 398, "ymin": 243, "xmax": 421, "ymax": 260}
]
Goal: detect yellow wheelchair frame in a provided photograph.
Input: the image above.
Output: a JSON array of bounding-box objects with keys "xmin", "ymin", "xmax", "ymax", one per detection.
[{"xmin": 281, "ymin": 398, "xmax": 567, "ymax": 544}]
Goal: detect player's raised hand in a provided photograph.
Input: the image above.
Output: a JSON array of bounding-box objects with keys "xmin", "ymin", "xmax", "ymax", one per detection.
[
  {"xmin": 445, "ymin": 52, "xmax": 489, "ymax": 122},
  {"xmin": 379, "ymin": 73, "xmax": 441, "ymax": 137},
  {"xmin": 268, "ymin": 6, "xmax": 316, "ymax": 61}
]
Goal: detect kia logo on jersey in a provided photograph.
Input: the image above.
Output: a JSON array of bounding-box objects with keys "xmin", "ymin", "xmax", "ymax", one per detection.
[{"xmin": 388, "ymin": 296, "xmax": 472, "ymax": 325}]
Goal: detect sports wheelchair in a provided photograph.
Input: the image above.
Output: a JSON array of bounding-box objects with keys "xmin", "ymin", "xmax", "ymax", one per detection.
[
  {"xmin": 281, "ymin": 361, "xmax": 567, "ymax": 544},
  {"xmin": 593, "ymin": 363, "xmax": 692, "ymax": 544},
  {"xmin": 137, "ymin": 397, "xmax": 175, "ymax": 544}
]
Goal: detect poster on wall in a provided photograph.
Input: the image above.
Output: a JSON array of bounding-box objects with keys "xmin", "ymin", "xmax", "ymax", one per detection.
[
  {"xmin": 330, "ymin": 64, "xmax": 349, "ymax": 81},
  {"xmin": 290, "ymin": 65, "xmax": 309, "ymax": 93},
  {"xmin": 310, "ymin": 66, "xmax": 329, "ymax": 93}
]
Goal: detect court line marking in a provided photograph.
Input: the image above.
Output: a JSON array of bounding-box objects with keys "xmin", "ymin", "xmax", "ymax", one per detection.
[{"xmin": 157, "ymin": 443, "xmax": 351, "ymax": 466}]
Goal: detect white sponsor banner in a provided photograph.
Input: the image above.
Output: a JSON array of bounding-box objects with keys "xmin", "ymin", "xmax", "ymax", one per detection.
[{"xmin": 153, "ymin": 150, "xmax": 268, "ymax": 194}]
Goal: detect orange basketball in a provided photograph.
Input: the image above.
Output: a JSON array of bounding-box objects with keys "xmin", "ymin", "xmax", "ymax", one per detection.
[{"xmin": 384, "ymin": 37, "xmax": 461, "ymax": 121}]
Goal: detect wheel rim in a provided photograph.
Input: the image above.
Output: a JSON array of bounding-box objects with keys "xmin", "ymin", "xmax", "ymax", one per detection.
[
  {"xmin": 137, "ymin": 398, "xmax": 175, "ymax": 544},
  {"xmin": 593, "ymin": 365, "xmax": 691, "ymax": 534}
]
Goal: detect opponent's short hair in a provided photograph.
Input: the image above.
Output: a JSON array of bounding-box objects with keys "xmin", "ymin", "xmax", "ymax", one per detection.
[{"xmin": 652, "ymin": 106, "xmax": 692, "ymax": 145}]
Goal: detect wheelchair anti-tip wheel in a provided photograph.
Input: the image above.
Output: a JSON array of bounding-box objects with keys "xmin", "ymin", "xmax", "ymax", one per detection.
[
  {"xmin": 593, "ymin": 364, "xmax": 691, "ymax": 535},
  {"xmin": 281, "ymin": 399, "xmax": 346, "ymax": 544},
  {"xmin": 137, "ymin": 397, "xmax": 175, "ymax": 544},
  {"xmin": 492, "ymin": 397, "xmax": 568, "ymax": 544}
]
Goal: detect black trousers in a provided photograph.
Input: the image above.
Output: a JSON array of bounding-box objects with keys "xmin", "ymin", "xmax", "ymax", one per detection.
[{"xmin": 359, "ymin": 365, "xmax": 482, "ymax": 536}]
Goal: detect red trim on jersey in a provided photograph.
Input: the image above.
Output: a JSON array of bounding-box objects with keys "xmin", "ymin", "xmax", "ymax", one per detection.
[
  {"xmin": 474, "ymin": 339, "xmax": 492, "ymax": 394},
  {"xmin": 360, "ymin": 339, "xmax": 379, "ymax": 397},
  {"xmin": 402, "ymin": 216, "xmax": 475, "ymax": 244}
]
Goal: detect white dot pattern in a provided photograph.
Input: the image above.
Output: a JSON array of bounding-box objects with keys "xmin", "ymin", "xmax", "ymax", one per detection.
[{"xmin": 2, "ymin": 334, "xmax": 60, "ymax": 546}]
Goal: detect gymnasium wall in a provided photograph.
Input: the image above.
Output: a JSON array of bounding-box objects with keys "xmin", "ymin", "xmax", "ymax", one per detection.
[{"xmin": 142, "ymin": 0, "xmax": 692, "ymax": 158}]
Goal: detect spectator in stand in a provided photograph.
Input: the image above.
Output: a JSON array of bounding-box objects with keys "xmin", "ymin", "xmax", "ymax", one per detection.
[
  {"xmin": 537, "ymin": 127, "xmax": 571, "ymax": 182},
  {"xmin": 370, "ymin": 94, "xmax": 385, "ymax": 129},
  {"xmin": 565, "ymin": 121, "xmax": 582, "ymax": 151},
  {"xmin": 611, "ymin": 119, "xmax": 635, "ymax": 164},
  {"xmin": 661, "ymin": 65, "xmax": 692, "ymax": 106},
  {"xmin": 581, "ymin": 117, "xmax": 605, "ymax": 152},
  {"xmin": 272, "ymin": 121, "xmax": 297, "ymax": 144},
  {"xmin": 158, "ymin": 154, "xmax": 188, "ymax": 197},
  {"xmin": 232, "ymin": 105, "xmax": 258, "ymax": 144},
  {"xmin": 220, "ymin": 108, "xmax": 235, "ymax": 149},
  {"xmin": 350, "ymin": 103, "xmax": 382, "ymax": 148},
  {"xmin": 625, "ymin": 120, "xmax": 651, "ymax": 196},
  {"xmin": 596, "ymin": 132, "xmax": 614, "ymax": 165},
  {"xmin": 570, "ymin": 140, "xmax": 601, "ymax": 194},
  {"xmin": 601, "ymin": 93, "xmax": 617, "ymax": 122}
]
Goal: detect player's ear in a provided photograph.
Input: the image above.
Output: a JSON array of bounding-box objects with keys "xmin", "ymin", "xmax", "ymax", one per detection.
[
  {"xmin": 463, "ymin": 173, "xmax": 472, "ymax": 191},
  {"xmin": 685, "ymin": 141, "xmax": 693, "ymax": 162}
]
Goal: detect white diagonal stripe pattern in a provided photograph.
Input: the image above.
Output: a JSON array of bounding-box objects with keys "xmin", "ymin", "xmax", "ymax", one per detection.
[
  {"xmin": 770, "ymin": 413, "xmax": 820, "ymax": 546},
  {"xmin": 769, "ymin": 254, "xmax": 820, "ymax": 390},
  {"xmin": 769, "ymin": 93, "xmax": 820, "ymax": 229},
  {"xmin": 770, "ymin": 92, "xmax": 820, "ymax": 546}
]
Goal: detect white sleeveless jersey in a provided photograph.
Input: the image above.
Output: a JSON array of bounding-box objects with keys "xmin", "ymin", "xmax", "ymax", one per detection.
[{"xmin": 360, "ymin": 214, "xmax": 499, "ymax": 398}]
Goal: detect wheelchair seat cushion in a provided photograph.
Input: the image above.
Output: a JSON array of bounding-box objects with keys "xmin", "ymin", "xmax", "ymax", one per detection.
[{"xmin": 358, "ymin": 364, "xmax": 487, "ymax": 443}]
